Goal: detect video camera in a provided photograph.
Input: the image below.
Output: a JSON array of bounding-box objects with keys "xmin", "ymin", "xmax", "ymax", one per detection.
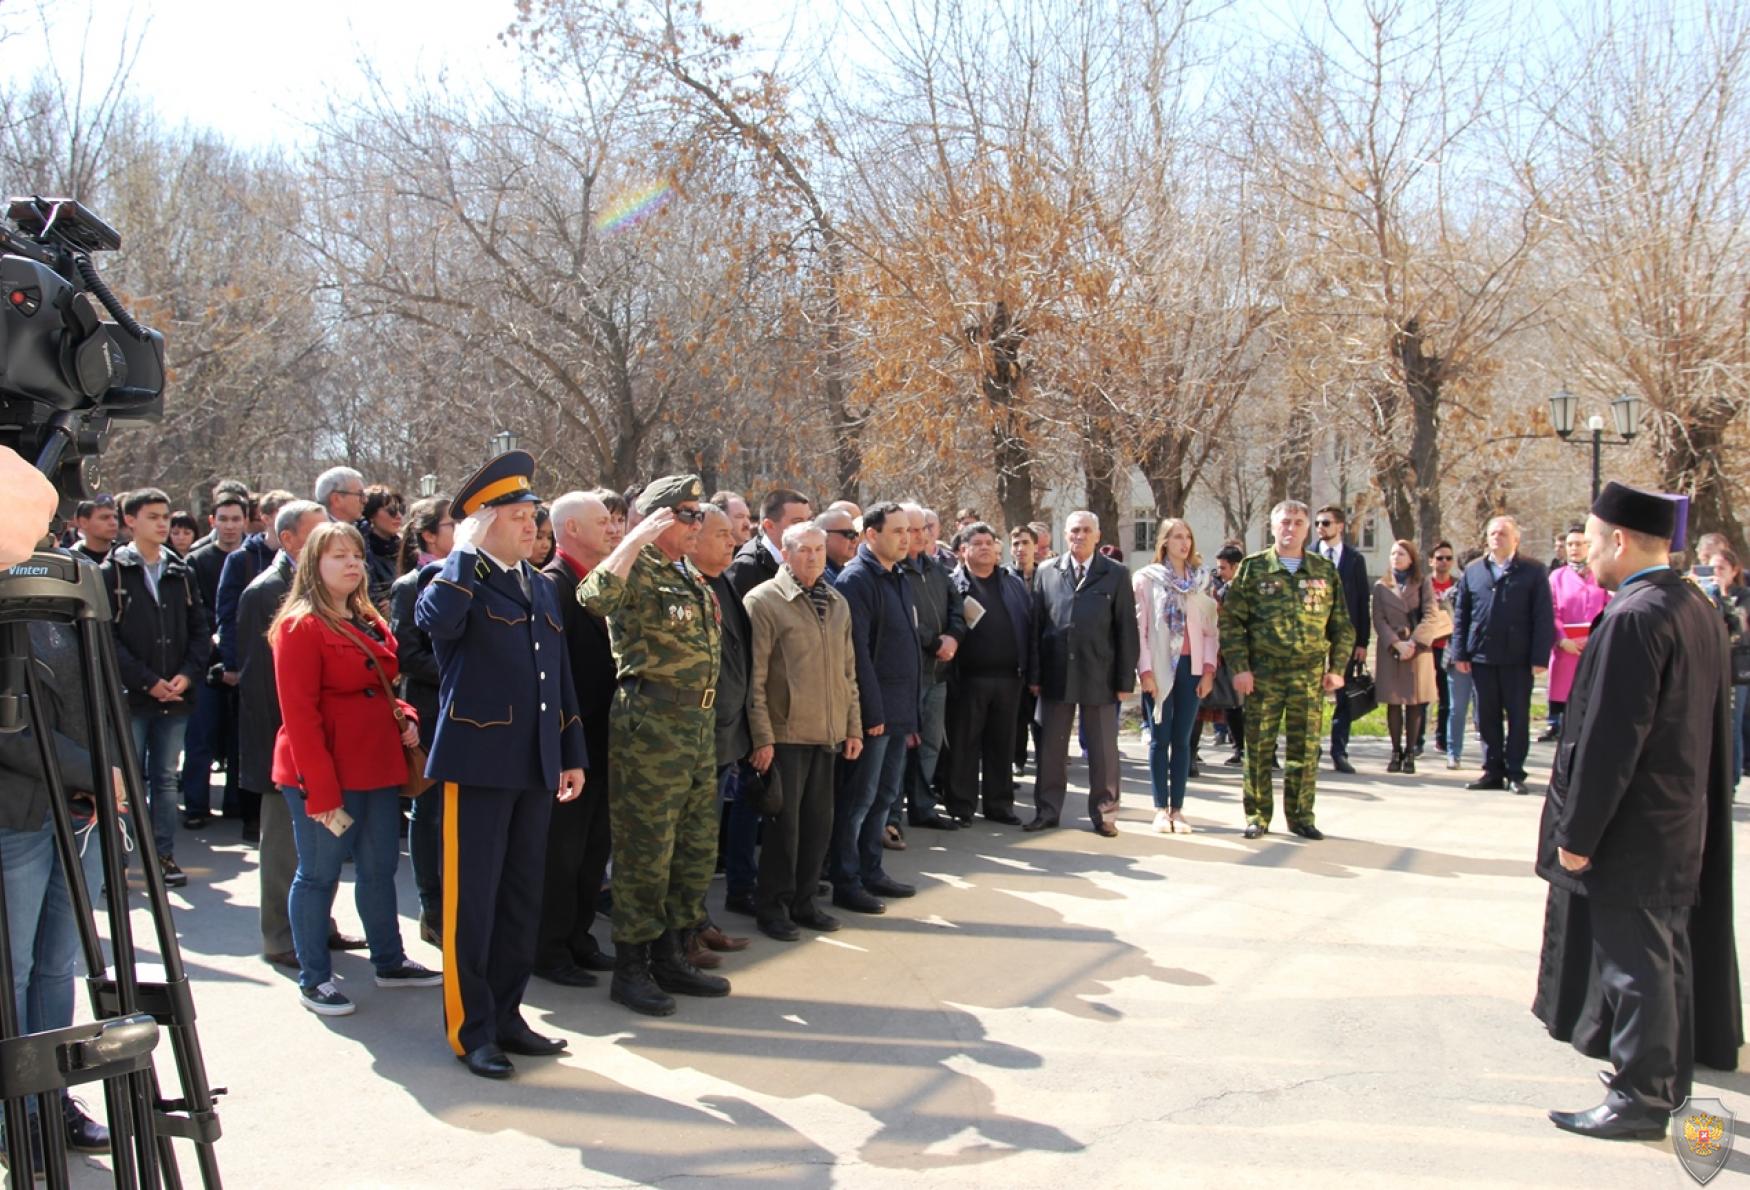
[{"xmin": 0, "ymin": 196, "xmax": 165, "ymax": 509}]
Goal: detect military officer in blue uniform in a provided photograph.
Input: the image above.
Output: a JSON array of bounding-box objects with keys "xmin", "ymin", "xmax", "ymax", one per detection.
[{"xmin": 415, "ymin": 450, "xmax": 589, "ymax": 1079}]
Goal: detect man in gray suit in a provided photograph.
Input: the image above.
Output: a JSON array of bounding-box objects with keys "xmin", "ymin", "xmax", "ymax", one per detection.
[
  {"xmin": 1028, "ymin": 511, "xmax": 1140, "ymax": 836},
  {"xmin": 235, "ymin": 499, "xmax": 353, "ymax": 967}
]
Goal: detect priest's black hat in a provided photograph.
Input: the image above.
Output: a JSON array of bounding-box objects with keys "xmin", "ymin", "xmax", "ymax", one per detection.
[{"xmin": 1590, "ymin": 481, "xmax": 1677, "ymax": 540}]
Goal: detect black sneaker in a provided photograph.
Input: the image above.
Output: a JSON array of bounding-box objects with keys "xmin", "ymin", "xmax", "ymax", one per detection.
[
  {"xmin": 159, "ymin": 858, "xmax": 188, "ymax": 888},
  {"xmin": 299, "ymin": 981, "xmax": 355, "ymax": 1016},
  {"xmin": 63, "ymin": 1094, "xmax": 110, "ymax": 1152},
  {"xmin": 374, "ymin": 961, "xmax": 443, "ymax": 988}
]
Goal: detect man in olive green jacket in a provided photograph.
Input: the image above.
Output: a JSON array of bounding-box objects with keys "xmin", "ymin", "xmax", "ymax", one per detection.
[{"xmin": 745, "ymin": 522, "xmax": 863, "ymax": 940}]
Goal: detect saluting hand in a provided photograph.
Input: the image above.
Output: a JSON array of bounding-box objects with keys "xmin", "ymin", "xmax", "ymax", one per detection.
[
  {"xmin": 557, "ymin": 768, "xmax": 585, "ymax": 802},
  {"xmin": 453, "ymin": 507, "xmax": 497, "ymax": 552}
]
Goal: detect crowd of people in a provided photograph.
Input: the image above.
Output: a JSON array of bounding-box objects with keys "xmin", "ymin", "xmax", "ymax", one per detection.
[{"xmin": 0, "ymin": 452, "xmax": 1737, "ymax": 1144}]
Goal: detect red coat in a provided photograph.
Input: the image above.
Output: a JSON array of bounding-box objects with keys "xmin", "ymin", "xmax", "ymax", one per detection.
[{"xmin": 271, "ymin": 614, "xmax": 415, "ymax": 815}]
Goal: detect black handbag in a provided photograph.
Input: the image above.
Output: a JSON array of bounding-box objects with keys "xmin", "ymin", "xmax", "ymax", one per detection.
[
  {"xmin": 738, "ymin": 759, "xmax": 784, "ymax": 817},
  {"xmin": 1343, "ymin": 661, "xmax": 1379, "ymax": 720},
  {"xmin": 1201, "ymin": 662, "xmax": 1240, "ymax": 711}
]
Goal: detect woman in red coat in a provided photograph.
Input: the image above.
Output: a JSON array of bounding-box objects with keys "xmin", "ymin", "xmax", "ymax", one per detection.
[{"xmin": 270, "ymin": 522, "xmax": 440, "ymax": 1016}]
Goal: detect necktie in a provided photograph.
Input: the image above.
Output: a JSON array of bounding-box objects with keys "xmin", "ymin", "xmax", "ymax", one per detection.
[
  {"xmin": 514, "ymin": 563, "xmax": 530, "ymax": 601},
  {"xmin": 1074, "ymin": 562, "xmax": 1085, "ymax": 588}
]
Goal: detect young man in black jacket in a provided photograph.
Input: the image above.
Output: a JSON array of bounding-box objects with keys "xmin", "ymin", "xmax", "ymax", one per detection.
[
  {"xmin": 180, "ymin": 490, "xmax": 249, "ymax": 829},
  {"xmin": 101, "ymin": 488, "xmax": 210, "ymax": 888}
]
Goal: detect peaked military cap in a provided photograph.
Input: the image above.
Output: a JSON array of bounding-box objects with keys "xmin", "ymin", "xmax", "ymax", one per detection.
[
  {"xmin": 1591, "ymin": 481, "xmax": 1677, "ymax": 541},
  {"xmin": 451, "ymin": 450, "xmax": 540, "ymax": 521},
  {"xmin": 637, "ymin": 473, "xmax": 705, "ymax": 515}
]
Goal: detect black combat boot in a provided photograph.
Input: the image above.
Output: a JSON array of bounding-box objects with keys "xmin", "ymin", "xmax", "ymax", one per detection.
[
  {"xmin": 650, "ymin": 930, "xmax": 731, "ymax": 997},
  {"xmin": 610, "ymin": 941, "xmax": 676, "ymax": 1017}
]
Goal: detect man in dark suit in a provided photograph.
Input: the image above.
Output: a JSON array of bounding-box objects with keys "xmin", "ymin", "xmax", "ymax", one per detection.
[
  {"xmin": 180, "ymin": 489, "xmax": 250, "ymax": 828},
  {"xmin": 723, "ymin": 487, "xmax": 812, "ymax": 602},
  {"xmin": 535, "ymin": 490, "xmax": 620, "ymax": 986},
  {"xmin": 1451, "ymin": 515, "xmax": 1556, "ymax": 794},
  {"xmin": 235, "ymin": 499, "xmax": 340, "ymax": 967},
  {"xmin": 416, "ymin": 451, "xmax": 588, "ymax": 1080},
  {"xmin": 1537, "ymin": 482, "xmax": 1740, "ymax": 1140},
  {"xmin": 1028, "ymin": 511, "xmax": 1140, "ymax": 836},
  {"xmin": 945, "ymin": 522, "xmax": 1033, "ymax": 825},
  {"xmin": 1312, "ymin": 505, "xmax": 1370, "ymax": 773}
]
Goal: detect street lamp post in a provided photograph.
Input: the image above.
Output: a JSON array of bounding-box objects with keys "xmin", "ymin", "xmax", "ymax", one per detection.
[
  {"xmin": 418, "ymin": 473, "xmax": 438, "ymax": 498},
  {"xmin": 489, "ymin": 430, "xmax": 519, "ymax": 457},
  {"xmin": 1548, "ymin": 390, "xmax": 1643, "ymax": 502}
]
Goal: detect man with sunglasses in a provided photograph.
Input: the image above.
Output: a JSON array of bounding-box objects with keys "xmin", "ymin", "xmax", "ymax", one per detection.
[
  {"xmin": 580, "ymin": 475, "xmax": 731, "ymax": 1017},
  {"xmin": 817, "ymin": 508, "xmax": 860, "ymax": 580},
  {"xmin": 1425, "ymin": 542, "xmax": 1458, "ymax": 758},
  {"xmin": 1312, "ymin": 506, "xmax": 1371, "ymax": 774}
]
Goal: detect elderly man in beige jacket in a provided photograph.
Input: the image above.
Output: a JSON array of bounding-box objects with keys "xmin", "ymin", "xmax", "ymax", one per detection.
[{"xmin": 745, "ymin": 521, "xmax": 863, "ymax": 941}]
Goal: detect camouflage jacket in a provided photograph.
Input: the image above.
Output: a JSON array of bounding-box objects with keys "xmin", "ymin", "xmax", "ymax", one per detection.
[
  {"xmin": 1220, "ymin": 548, "xmax": 1355, "ymax": 674},
  {"xmin": 579, "ymin": 544, "xmax": 722, "ymax": 693}
]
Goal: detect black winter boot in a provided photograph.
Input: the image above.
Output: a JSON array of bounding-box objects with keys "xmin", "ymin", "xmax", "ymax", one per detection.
[
  {"xmin": 610, "ymin": 941, "xmax": 676, "ymax": 1017},
  {"xmin": 651, "ymin": 930, "xmax": 731, "ymax": 997}
]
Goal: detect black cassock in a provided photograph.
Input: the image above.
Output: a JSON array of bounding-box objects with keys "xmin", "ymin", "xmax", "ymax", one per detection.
[{"xmin": 1532, "ymin": 568, "xmax": 1743, "ymax": 1073}]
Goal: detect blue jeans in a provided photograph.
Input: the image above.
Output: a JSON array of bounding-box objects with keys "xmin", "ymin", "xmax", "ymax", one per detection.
[
  {"xmin": 179, "ymin": 680, "xmax": 219, "ymax": 815},
  {"xmin": 1141, "ymin": 655, "xmax": 1200, "ymax": 810},
  {"xmin": 131, "ymin": 712, "xmax": 188, "ymax": 861},
  {"xmin": 831, "ymin": 732, "xmax": 907, "ymax": 893},
  {"xmin": 1445, "ymin": 667, "xmax": 1474, "ymax": 763},
  {"xmin": 282, "ymin": 787, "xmax": 407, "ymax": 988},
  {"xmin": 0, "ymin": 820, "xmax": 82, "ymax": 1041}
]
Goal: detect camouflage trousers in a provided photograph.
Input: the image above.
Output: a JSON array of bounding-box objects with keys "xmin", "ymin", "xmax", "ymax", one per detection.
[
  {"xmin": 608, "ymin": 687, "xmax": 717, "ymax": 945},
  {"xmin": 1242, "ymin": 663, "xmax": 1327, "ymax": 828}
]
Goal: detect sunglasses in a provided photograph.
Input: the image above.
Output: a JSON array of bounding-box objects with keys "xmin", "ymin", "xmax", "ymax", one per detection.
[
  {"xmin": 828, "ymin": 529, "xmax": 859, "ymax": 540},
  {"xmin": 382, "ymin": 504, "xmax": 405, "ymax": 517},
  {"xmin": 1314, "ymin": 519, "xmax": 1336, "ymax": 527},
  {"xmin": 672, "ymin": 508, "xmax": 705, "ymax": 525},
  {"xmin": 1433, "ymin": 554, "xmax": 1453, "ymax": 561}
]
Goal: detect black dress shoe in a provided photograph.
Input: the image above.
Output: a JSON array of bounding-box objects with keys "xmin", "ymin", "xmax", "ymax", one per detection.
[
  {"xmin": 328, "ymin": 931, "xmax": 369, "ymax": 951},
  {"xmin": 1466, "ymin": 777, "xmax": 1506, "ymax": 791},
  {"xmin": 1537, "ymin": 727, "xmax": 1561, "ymax": 742},
  {"xmin": 460, "ymin": 1044, "xmax": 514, "ymax": 1079},
  {"xmin": 499, "ymin": 1026, "xmax": 567, "ymax": 1056},
  {"xmin": 532, "ymin": 963, "xmax": 599, "ymax": 988},
  {"xmin": 182, "ymin": 812, "xmax": 210, "ymax": 831},
  {"xmin": 793, "ymin": 909, "xmax": 841, "ymax": 932},
  {"xmin": 864, "ymin": 875, "xmax": 916, "ymax": 898},
  {"xmin": 953, "ymin": 813, "xmax": 975, "ymax": 826},
  {"xmin": 723, "ymin": 890, "xmax": 758, "ymax": 917},
  {"xmin": 575, "ymin": 949, "xmax": 617, "ymax": 973},
  {"xmin": 1243, "ymin": 823, "xmax": 1265, "ymax": 839},
  {"xmin": 984, "ymin": 811, "xmax": 1023, "ymax": 825},
  {"xmin": 758, "ymin": 916, "xmax": 801, "ymax": 941},
  {"xmin": 1021, "ymin": 817, "xmax": 1059, "ymax": 833},
  {"xmin": 832, "ymin": 888, "xmax": 887, "ymax": 915},
  {"xmin": 1508, "ymin": 780, "xmax": 1530, "ymax": 795},
  {"xmin": 1289, "ymin": 823, "xmax": 1325, "ymax": 841},
  {"xmin": 910, "ymin": 814, "xmax": 959, "ymax": 830},
  {"xmin": 1331, "ymin": 756, "xmax": 1356, "ymax": 774},
  {"xmin": 1547, "ymin": 1103, "xmax": 1667, "ymax": 1140},
  {"xmin": 1223, "ymin": 750, "xmax": 1243, "ymax": 766}
]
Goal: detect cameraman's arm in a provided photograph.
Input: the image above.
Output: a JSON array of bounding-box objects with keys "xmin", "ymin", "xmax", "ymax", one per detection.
[{"xmin": 0, "ymin": 446, "xmax": 57, "ymax": 566}]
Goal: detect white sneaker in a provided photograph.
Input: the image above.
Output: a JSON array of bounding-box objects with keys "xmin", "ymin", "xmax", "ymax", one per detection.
[
  {"xmin": 1446, "ymin": 758, "xmax": 1460, "ymax": 770},
  {"xmin": 1152, "ymin": 809, "xmax": 1173, "ymax": 834}
]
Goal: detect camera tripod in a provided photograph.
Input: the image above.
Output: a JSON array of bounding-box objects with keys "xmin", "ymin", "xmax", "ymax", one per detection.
[{"xmin": 0, "ymin": 551, "xmax": 222, "ymax": 1187}]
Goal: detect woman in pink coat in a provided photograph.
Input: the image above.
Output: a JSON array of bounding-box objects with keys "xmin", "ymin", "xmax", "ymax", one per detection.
[{"xmin": 1542, "ymin": 525, "xmax": 1611, "ymax": 740}]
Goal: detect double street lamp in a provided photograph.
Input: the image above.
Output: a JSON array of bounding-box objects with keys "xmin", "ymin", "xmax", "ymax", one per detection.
[
  {"xmin": 489, "ymin": 429, "xmax": 519, "ymax": 457},
  {"xmin": 1548, "ymin": 390, "xmax": 1643, "ymax": 502},
  {"xmin": 417, "ymin": 474, "xmax": 438, "ymax": 498}
]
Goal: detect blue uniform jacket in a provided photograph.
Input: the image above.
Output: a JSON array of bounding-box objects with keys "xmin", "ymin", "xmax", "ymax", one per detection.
[
  {"xmin": 415, "ymin": 547, "xmax": 588, "ymax": 788},
  {"xmin": 833, "ymin": 543, "xmax": 921, "ymax": 736},
  {"xmin": 1450, "ymin": 553, "xmax": 1556, "ymax": 668}
]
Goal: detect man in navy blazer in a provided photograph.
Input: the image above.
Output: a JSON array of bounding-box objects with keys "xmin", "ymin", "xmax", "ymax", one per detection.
[
  {"xmin": 1450, "ymin": 515, "xmax": 1555, "ymax": 793},
  {"xmin": 1028, "ymin": 512, "xmax": 1140, "ymax": 836},
  {"xmin": 1312, "ymin": 506, "xmax": 1371, "ymax": 772},
  {"xmin": 415, "ymin": 451, "xmax": 588, "ymax": 1080}
]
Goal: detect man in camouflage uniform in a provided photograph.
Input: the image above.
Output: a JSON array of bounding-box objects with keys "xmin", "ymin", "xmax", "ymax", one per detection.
[
  {"xmin": 578, "ymin": 474, "xmax": 729, "ymax": 1016},
  {"xmin": 1220, "ymin": 499, "xmax": 1354, "ymax": 841}
]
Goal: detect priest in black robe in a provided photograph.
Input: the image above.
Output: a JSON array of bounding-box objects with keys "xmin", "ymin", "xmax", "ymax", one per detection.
[{"xmin": 1533, "ymin": 481, "xmax": 1742, "ymax": 1140}]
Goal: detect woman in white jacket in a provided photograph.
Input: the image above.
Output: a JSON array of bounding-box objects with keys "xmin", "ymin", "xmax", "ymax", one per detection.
[{"xmin": 1134, "ymin": 519, "xmax": 1220, "ymax": 833}]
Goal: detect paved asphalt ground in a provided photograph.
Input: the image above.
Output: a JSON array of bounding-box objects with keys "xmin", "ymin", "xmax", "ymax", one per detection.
[{"xmin": 30, "ymin": 732, "xmax": 1750, "ymax": 1188}]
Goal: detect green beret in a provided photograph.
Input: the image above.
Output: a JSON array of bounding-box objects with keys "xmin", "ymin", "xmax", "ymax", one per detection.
[{"xmin": 637, "ymin": 474, "xmax": 704, "ymax": 515}]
